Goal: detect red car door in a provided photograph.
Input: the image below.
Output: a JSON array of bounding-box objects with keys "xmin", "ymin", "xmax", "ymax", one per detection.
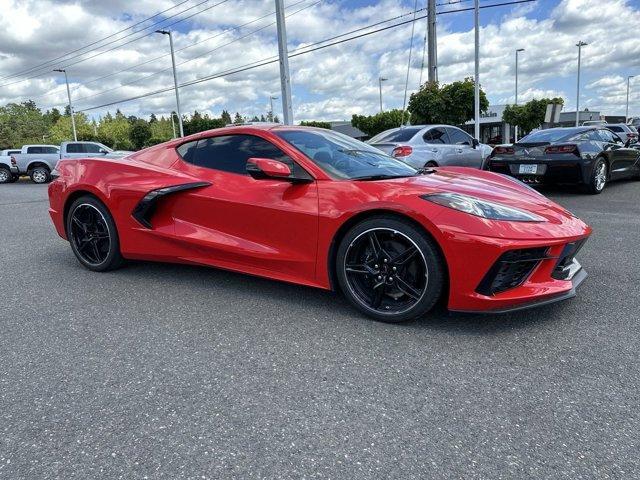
[{"xmin": 169, "ymin": 133, "xmax": 320, "ymax": 285}]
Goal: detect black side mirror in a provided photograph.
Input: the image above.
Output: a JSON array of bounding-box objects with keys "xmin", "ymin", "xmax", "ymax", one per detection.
[{"xmin": 472, "ymin": 138, "xmax": 480, "ymax": 149}]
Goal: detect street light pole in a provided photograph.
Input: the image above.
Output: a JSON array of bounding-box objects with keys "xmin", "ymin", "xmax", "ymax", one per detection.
[
  {"xmin": 379, "ymin": 77, "xmax": 387, "ymax": 113},
  {"xmin": 275, "ymin": 0, "xmax": 294, "ymax": 125},
  {"xmin": 156, "ymin": 30, "xmax": 184, "ymax": 137},
  {"xmin": 269, "ymin": 95, "xmax": 278, "ymax": 121},
  {"xmin": 626, "ymin": 75, "xmax": 635, "ymax": 122},
  {"xmin": 473, "ymin": 0, "xmax": 480, "ymax": 141},
  {"xmin": 53, "ymin": 69, "xmax": 77, "ymax": 141},
  {"xmin": 575, "ymin": 41, "xmax": 587, "ymax": 127},
  {"xmin": 515, "ymin": 48, "xmax": 524, "ymax": 142}
]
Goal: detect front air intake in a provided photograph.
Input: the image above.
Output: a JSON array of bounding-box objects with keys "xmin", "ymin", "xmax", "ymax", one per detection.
[{"xmin": 476, "ymin": 247, "xmax": 551, "ymax": 296}]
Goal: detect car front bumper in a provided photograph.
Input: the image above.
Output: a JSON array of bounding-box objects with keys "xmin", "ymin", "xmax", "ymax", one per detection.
[{"xmin": 439, "ymin": 229, "xmax": 591, "ymax": 314}]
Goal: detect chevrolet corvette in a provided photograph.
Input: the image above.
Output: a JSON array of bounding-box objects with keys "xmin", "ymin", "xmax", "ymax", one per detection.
[
  {"xmin": 486, "ymin": 126, "xmax": 640, "ymax": 193},
  {"xmin": 48, "ymin": 125, "xmax": 592, "ymax": 322}
]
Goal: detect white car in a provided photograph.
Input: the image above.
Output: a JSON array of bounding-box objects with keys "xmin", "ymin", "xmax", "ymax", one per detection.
[
  {"xmin": 0, "ymin": 149, "xmax": 21, "ymax": 183},
  {"xmin": 367, "ymin": 125, "xmax": 493, "ymax": 169},
  {"xmin": 605, "ymin": 123, "xmax": 639, "ymax": 145}
]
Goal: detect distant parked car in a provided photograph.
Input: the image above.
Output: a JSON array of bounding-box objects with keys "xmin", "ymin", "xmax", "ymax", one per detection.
[
  {"xmin": 627, "ymin": 117, "xmax": 640, "ymax": 129},
  {"xmin": 485, "ymin": 126, "xmax": 640, "ymax": 194},
  {"xmin": 13, "ymin": 141, "xmax": 132, "ymax": 184},
  {"xmin": 11, "ymin": 145, "xmax": 61, "ymax": 183},
  {"xmin": 367, "ymin": 125, "xmax": 492, "ymax": 169},
  {"xmin": 605, "ymin": 123, "xmax": 638, "ymax": 145},
  {"xmin": 582, "ymin": 120, "xmax": 607, "ymax": 126},
  {"xmin": 0, "ymin": 149, "xmax": 21, "ymax": 183}
]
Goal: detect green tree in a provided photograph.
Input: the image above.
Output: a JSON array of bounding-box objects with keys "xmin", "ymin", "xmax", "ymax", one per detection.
[
  {"xmin": 48, "ymin": 112, "xmax": 96, "ymax": 144},
  {"xmin": 233, "ymin": 112, "xmax": 244, "ymax": 123},
  {"xmin": 0, "ymin": 101, "xmax": 50, "ymax": 149},
  {"xmin": 351, "ymin": 109, "xmax": 405, "ymax": 137},
  {"xmin": 183, "ymin": 111, "xmax": 225, "ymax": 135},
  {"xmin": 129, "ymin": 119, "xmax": 152, "ymax": 149},
  {"xmin": 221, "ymin": 110, "xmax": 232, "ymax": 125},
  {"xmin": 408, "ymin": 78, "xmax": 489, "ymax": 126},
  {"xmin": 299, "ymin": 121, "xmax": 332, "ymax": 129},
  {"xmin": 96, "ymin": 110, "xmax": 133, "ymax": 150},
  {"xmin": 503, "ymin": 97, "xmax": 565, "ymax": 135}
]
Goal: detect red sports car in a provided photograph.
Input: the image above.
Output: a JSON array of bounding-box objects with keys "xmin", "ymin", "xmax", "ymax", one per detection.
[{"xmin": 48, "ymin": 125, "xmax": 591, "ymax": 322}]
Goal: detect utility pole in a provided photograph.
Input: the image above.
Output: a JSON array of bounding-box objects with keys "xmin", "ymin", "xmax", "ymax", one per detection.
[
  {"xmin": 514, "ymin": 48, "xmax": 524, "ymax": 142},
  {"xmin": 170, "ymin": 113, "xmax": 176, "ymax": 138},
  {"xmin": 53, "ymin": 69, "xmax": 77, "ymax": 141},
  {"xmin": 626, "ymin": 75, "xmax": 634, "ymax": 122},
  {"xmin": 379, "ymin": 77, "xmax": 387, "ymax": 113},
  {"xmin": 156, "ymin": 30, "xmax": 184, "ymax": 137},
  {"xmin": 269, "ymin": 95, "xmax": 278, "ymax": 121},
  {"xmin": 575, "ymin": 41, "xmax": 587, "ymax": 127},
  {"xmin": 400, "ymin": 0, "xmax": 419, "ymax": 127},
  {"xmin": 427, "ymin": 0, "xmax": 437, "ymax": 83},
  {"xmin": 275, "ymin": 0, "xmax": 294, "ymax": 125},
  {"xmin": 473, "ymin": 0, "xmax": 480, "ymax": 140}
]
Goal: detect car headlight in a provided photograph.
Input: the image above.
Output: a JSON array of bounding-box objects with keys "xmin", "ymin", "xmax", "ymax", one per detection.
[{"xmin": 421, "ymin": 193, "xmax": 545, "ymax": 222}]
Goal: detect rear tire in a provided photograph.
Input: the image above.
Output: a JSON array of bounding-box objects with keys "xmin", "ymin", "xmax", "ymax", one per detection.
[
  {"xmin": 335, "ymin": 216, "xmax": 444, "ymax": 323},
  {"xmin": 66, "ymin": 195, "xmax": 124, "ymax": 272},
  {"xmin": 0, "ymin": 167, "xmax": 11, "ymax": 184},
  {"xmin": 29, "ymin": 166, "xmax": 51, "ymax": 184},
  {"xmin": 585, "ymin": 157, "xmax": 607, "ymax": 194},
  {"xmin": 425, "ymin": 161, "xmax": 438, "ymax": 168}
]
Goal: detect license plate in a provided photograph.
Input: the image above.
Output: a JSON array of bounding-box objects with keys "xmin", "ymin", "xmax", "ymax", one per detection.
[{"xmin": 518, "ymin": 164, "xmax": 538, "ymax": 174}]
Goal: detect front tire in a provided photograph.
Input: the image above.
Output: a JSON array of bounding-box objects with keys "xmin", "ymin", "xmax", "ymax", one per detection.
[
  {"xmin": 586, "ymin": 157, "xmax": 607, "ymax": 194},
  {"xmin": 29, "ymin": 166, "xmax": 51, "ymax": 184},
  {"xmin": 66, "ymin": 195, "xmax": 124, "ymax": 272},
  {"xmin": 335, "ymin": 216, "xmax": 445, "ymax": 323}
]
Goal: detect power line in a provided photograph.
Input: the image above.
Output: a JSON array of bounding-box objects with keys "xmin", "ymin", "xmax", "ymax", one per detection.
[
  {"xmin": 0, "ymin": 0, "xmax": 231, "ymax": 88},
  {"xmin": 76, "ymin": 0, "xmax": 537, "ymax": 113},
  {"xmin": 0, "ymin": 0, "xmax": 193, "ymax": 81},
  {"xmin": 30, "ymin": 0, "xmax": 312, "ymax": 105},
  {"xmin": 70, "ymin": 0, "xmax": 320, "ymax": 107}
]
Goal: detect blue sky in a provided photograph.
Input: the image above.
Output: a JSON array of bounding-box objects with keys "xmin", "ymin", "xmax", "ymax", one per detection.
[{"xmin": 1, "ymin": 0, "xmax": 639, "ymax": 120}]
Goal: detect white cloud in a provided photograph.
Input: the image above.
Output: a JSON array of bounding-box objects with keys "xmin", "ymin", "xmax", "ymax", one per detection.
[{"xmin": 0, "ymin": 0, "xmax": 638, "ymax": 121}]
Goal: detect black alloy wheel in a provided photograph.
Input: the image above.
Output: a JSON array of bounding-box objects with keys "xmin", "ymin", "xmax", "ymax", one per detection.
[
  {"xmin": 66, "ymin": 196, "xmax": 124, "ymax": 271},
  {"xmin": 586, "ymin": 157, "xmax": 607, "ymax": 194},
  {"xmin": 336, "ymin": 216, "xmax": 444, "ymax": 323}
]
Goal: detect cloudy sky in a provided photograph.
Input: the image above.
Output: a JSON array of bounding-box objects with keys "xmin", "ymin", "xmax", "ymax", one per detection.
[{"xmin": 0, "ymin": 0, "xmax": 638, "ymax": 122}]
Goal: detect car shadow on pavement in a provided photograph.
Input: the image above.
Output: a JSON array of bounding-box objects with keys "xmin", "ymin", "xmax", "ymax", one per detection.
[{"xmin": 85, "ymin": 255, "xmax": 566, "ymax": 336}]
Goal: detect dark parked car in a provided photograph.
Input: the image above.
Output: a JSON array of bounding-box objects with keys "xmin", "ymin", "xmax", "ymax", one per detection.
[{"xmin": 485, "ymin": 127, "xmax": 640, "ymax": 194}]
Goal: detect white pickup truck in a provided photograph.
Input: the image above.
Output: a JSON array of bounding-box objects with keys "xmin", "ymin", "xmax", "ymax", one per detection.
[
  {"xmin": 0, "ymin": 148, "xmax": 21, "ymax": 183},
  {"xmin": 11, "ymin": 141, "xmax": 132, "ymax": 184}
]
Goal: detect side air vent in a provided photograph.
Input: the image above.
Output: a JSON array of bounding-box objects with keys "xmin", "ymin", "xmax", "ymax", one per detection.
[{"xmin": 132, "ymin": 182, "xmax": 211, "ymax": 229}]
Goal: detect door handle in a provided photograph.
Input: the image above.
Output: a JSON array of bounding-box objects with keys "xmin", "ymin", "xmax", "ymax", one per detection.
[{"xmin": 456, "ymin": 149, "xmax": 463, "ymax": 153}]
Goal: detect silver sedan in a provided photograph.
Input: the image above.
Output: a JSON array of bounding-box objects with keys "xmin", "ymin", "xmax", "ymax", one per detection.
[{"xmin": 367, "ymin": 125, "xmax": 493, "ymax": 169}]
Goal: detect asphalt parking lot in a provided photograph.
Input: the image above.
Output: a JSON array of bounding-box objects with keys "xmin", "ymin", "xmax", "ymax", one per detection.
[{"xmin": 1, "ymin": 179, "xmax": 639, "ymax": 479}]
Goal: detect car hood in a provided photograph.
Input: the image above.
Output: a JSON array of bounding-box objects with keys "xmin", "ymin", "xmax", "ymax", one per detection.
[{"xmin": 365, "ymin": 167, "xmax": 576, "ymax": 224}]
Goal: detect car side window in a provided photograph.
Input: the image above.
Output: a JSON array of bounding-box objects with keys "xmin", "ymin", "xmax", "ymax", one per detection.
[
  {"xmin": 176, "ymin": 140, "xmax": 198, "ymax": 163},
  {"xmin": 583, "ymin": 130, "xmax": 601, "ymax": 142},
  {"xmin": 598, "ymin": 129, "xmax": 619, "ymax": 143},
  {"xmin": 27, "ymin": 146, "xmax": 42, "ymax": 154},
  {"xmin": 446, "ymin": 128, "xmax": 472, "ymax": 145},
  {"xmin": 83, "ymin": 143, "xmax": 102, "ymax": 153},
  {"xmin": 44, "ymin": 147, "xmax": 59, "ymax": 154},
  {"xmin": 423, "ymin": 127, "xmax": 449, "ymax": 144},
  {"xmin": 180, "ymin": 134, "xmax": 294, "ymax": 176},
  {"xmin": 66, "ymin": 143, "xmax": 83, "ymax": 153}
]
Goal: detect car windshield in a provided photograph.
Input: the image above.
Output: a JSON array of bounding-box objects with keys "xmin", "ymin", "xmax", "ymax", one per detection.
[
  {"xmin": 519, "ymin": 129, "xmax": 581, "ymax": 143},
  {"xmin": 275, "ymin": 129, "xmax": 418, "ymax": 180},
  {"xmin": 368, "ymin": 127, "xmax": 422, "ymax": 144}
]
